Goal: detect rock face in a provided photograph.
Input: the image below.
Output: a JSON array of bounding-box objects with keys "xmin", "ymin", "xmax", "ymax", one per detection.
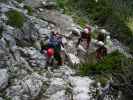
[
  {"xmin": 19, "ymin": 47, "xmax": 47, "ymax": 68},
  {"xmin": 0, "ymin": 0, "xmax": 131, "ymax": 100},
  {"xmin": 70, "ymin": 77, "xmax": 94, "ymax": 100},
  {"xmin": 68, "ymin": 53, "xmax": 80, "ymax": 64},
  {"xmin": 24, "ymin": 0, "xmax": 44, "ymax": 8},
  {"xmin": 45, "ymin": 78, "xmax": 67, "ymax": 95},
  {"xmin": 0, "ymin": 69, "xmax": 8, "ymax": 90},
  {"xmin": 37, "ymin": 9, "xmax": 74, "ymax": 34},
  {"xmin": 0, "ymin": 97, "xmax": 4, "ymax": 100},
  {"xmin": 6, "ymin": 73, "xmax": 47, "ymax": 100},
  {"xmin": 21, "ymin": 73, "xmax": 44, "ymax": 98},
  {"xmin": 24, "ymin": 0, "xmax": 57, "ymax": 8}
]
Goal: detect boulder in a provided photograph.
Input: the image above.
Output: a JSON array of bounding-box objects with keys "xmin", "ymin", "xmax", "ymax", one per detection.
[
  {"xmin": 70, "ymin": 77, "xmax": 94, "ymax": 100},
  {"xmin": 0, "ymin": 14, "xmax": 8, "ymax": 21},
  {"xmin": 0, "ymin": 4, "xmax": 10, "ymax": 13},
  {"xmin": 68, "ymin": 53, "xmax": 80, "ymax": 64},
  {"xmin": 70, "ymin": 26, "xmax": 82, "ymax": 36},
  {"xmin": 41, "ymin": 0, "xmax": 57, "ymax": 9},
  {"xmin": 21, "ymin": 73, "xmax": 44, "ymax": 98},
  {"xmin": 20, "ymin": 47, "xmax": 46, "ymax": 68},
  {"xmin": 53, "ymin": 65, "xmax": 75, "ymax": 79},
  {"xmin": 0, "ymin": 69, "xmax": 8, "ymax": 90},
  {"xmin": 0, "ymin": 97, "xmax": 4, "ymax": 100},
  {"xmin": 12, "ymin": 96, "xmax": 21, "ymax": 100},
  {"xmin": 70, "ymin": 77, "xmax": 93, "ymax": 88},
  {"xmin": 6, "ymin": 73, "xmax": 47, "ymax": 100},
  {"xmin": 39, "ymin": 28, "xmax": 50, "ymax": 36},
  {"xmin": 6, "ymin": 85, "xmax": 24, "ymax": 98},
  {"xmin": 49, "ymin": 90, "xmax": 69, "ymax": 100},
  {"xmin": 38, "ymin": 10, "xmax": 74, "ymax": 34},
  {"xmin": 2, "ymin": 31, "xmax": 17, "ymax": 52},
  {"xmin": 73, "ymin": 93, "xmax": 91, "ymax": 100},
  {"xmin": 45, "ymin": 78, "xmax": 66, "ymax": 95},
  {"xmin": 24, "ymin": 0, "xmax": 43, "ymax": 8}
]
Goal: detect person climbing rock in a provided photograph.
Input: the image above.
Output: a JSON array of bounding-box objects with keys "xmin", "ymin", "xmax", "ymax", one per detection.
[
  {"xmin": 76, "ymin": 25, "xmax": 91, "ymax": 48},
  {"xmin": 96, "ymin": 41, "xmax": 107, "ymax": 60},
  {"xmin": 47, "ymin": 31, "xmax": 64, "ymax": 66}
]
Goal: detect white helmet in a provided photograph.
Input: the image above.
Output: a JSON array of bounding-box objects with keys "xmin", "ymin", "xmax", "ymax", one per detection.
[
  {"xmin": 106, "ymin": 36, "xmax": 110, "ymax": 39},
  {"xmin": 84, "ymin": 28, "xmax": 89, "ymax": 33},
  {"xmin": 100, "ymin": 29, "xmax": 107, "ymax": 34},
  {"xmin": 98, "ymin": 41, "xmax": 104, "ymax": 46}
]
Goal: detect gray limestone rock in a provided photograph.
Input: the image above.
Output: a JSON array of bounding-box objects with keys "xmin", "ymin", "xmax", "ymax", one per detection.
[{"xmin": 0, "ymin": 69, "xmax": 9, "ymax": 90}]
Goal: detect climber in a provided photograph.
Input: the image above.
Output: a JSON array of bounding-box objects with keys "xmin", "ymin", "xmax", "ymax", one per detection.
[
  {"xmin": 47, "ymin": 31, "xmax": 64, "ymax": 66},
  {"xmin": 96, "ymin": 41, "xmax": 107, "ymax": 60},
  {"xmin": 76, "ymin": 25, "xmax": 91, "ymax": 48}
]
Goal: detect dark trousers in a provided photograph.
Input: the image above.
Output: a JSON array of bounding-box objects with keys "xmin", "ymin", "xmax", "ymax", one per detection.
[{"xmin": 47, "ymin": 44, "xmax": 62, "ymax": 65}]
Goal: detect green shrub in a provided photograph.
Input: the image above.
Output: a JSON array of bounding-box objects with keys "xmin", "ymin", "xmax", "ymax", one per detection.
[
  {"xmin": 56, "ymin": 0, "xmax": 66, "ymax": 9},
  {"xmin": 56, "ymin": 0, "xmax": 88, "ymax": 27},
  {"xmin": 24, "ymin": 5, "xmax": 33, "ymax": 15},
  {"xmin": 79, "ymin": 51, "xmax": 130, "ymax": 76},
  {"xmin": 56, "ymin": 0, "xmax": 133, "ymax": 50},
  {"xmin": 73, "ymin": 16, "xmax": 87, "ymax": 27},
  {"xmin": 6, "ymin": 10, "xmax": 25, "ymax": 28}
]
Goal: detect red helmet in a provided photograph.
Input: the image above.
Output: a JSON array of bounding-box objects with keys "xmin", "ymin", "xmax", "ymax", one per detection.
[{"xmin": 47, "ymin": 48, "xmax": 54, "ymax": 57}]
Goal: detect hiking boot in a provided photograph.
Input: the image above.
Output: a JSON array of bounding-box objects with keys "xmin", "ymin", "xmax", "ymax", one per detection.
[
  {"xmin": 57, "ymin": 60, "xmax": 63, "ymax": 66},
  {"xmin": 45, "ymin": 66, "xmax": 48, "ymax": 70}
]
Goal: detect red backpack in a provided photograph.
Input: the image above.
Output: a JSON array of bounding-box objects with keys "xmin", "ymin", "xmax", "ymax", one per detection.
[{"xmin": 47, "ymin": 48, "xmax": 54, "ymax": 58}]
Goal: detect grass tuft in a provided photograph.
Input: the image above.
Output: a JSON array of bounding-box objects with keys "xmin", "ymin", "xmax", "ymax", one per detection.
[{"xmin": 6, "ymin": 10, "xmax": 25, "ymax": 28}]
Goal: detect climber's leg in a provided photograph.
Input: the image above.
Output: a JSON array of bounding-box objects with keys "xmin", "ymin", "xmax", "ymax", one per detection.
[{"xmin": 54, "ymin": 51, "xmax": 63, "ymax": 66}]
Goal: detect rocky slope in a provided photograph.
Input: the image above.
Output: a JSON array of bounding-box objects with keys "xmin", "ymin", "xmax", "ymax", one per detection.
[{"xmin": 0, "ymin": 0, "xmax": 132, "ymax": 100}]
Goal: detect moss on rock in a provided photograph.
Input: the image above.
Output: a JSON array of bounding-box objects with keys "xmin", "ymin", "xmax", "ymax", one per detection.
[{"xmin": 6, "ymin": 10, "xmax": 25, "ymax": 28}]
